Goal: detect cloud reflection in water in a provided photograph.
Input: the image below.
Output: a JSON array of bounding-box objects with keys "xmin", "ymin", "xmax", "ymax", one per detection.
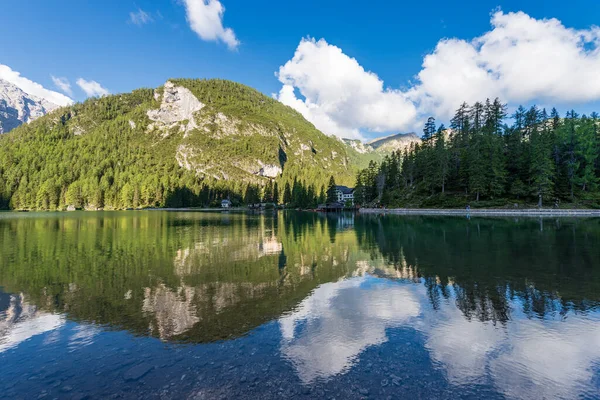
[
  {"xmin": 0, "ymin": 293, "xmax": 65, "ymax": 353},
  {"xmin": 279, "ymin": 268, "xmax": 600, "ymax": 399},
  {"xmin": 279, "ymin": 275, "xmax": 421, "ymax": 383}
]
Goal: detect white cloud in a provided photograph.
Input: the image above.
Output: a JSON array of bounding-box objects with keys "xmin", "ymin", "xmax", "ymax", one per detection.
[
  {"xmin": 277, "ymin": 11, "xmax": 600, "ymax": 139},
  {"xmin": 181, "ymin": 0, "xmax": 239, "ymax": 50},
  {"xmin": 276, "ymin": 38, "xmax": 418, "ymax": 140},
  {"xmin": 0, "ymin": 64, "xmax": 73, "ymax": 107},
  {"xmin": 51, "ymin": 75, "xmax": 73, "ymax": 97},
  {"xmin": 129, "ymin": 8, "xmax": 153, "ymax": 26},
  {"xmin": 410, "ymin": 11, "xmax": 600, "ymax": 120},
  {"xmin": 76, "ymin": 78, "xmax": 109, "ymax": 97}
]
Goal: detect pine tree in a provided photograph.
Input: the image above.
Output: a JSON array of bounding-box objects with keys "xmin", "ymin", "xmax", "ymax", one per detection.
[
  {"xmin": 283, "ymin": 182, "xmax": 292, "ymax": 205},
  {"xmin": 563, "ymin": 110, "xmax": 580, "ymax": 200},
  {"xmin": 375, "ymin": 167, "xmax": 387, "ymax": 201},
  {"xmin": 551, "ymin": 107, "xmax": 561, "ymax": 131},
  {"xmin": 468, "ymin": 103, "xmax": 486, "ymax": 201},
  {"xmin": 244, "ymin": 184, "xmax": 260, "ymax": 204},
  {"xmin": 262, "ymin": 180, "xmax": 274, "ymax": 203},
  {"xmin": 575, "ymin": 115, "xmax": 599, "ymax": 192},
  {"xmin": 505, "ymin": 124, "xmax": 526, "ymax": 199},
  {"xmin": 591, "ymin": 112, "xmax": 600, "ymax": 178},
  {"xmin": 366, "ymin": 161, "xmax": 379, "ymax": 201},
  {"xmin": 291, "ymin": 178, "xmax": 303, "ymax": 207},
  {"xmin": 513, "ymin": 105, "xmax": 527, "ymax": 132},
  {"xmin": 307, "ymin": 184, "xmax": 317, "ymax": 208},
  {"xmin": 326, "ymin": 176, "xmax": 338, "ymax": 204},
  {"xmin": 450, "ymin": 102, "xmax": 471, "ymax": 193},
  {"xmin": 450, "ymin": 103, "xmax": 470, "ymax": 135},
  {"xmin": 468, "ymin": 134, "xmax": 486, "ymax": 201},
  {"xmin": 273, "ymin": 182, "xmax": 279, "ymax": 205},
  {"xmin": 434, "ymin": 125, "xmax": 449, "ymax": 193},
  {"xmin": 470, "ymin": 102, "xmax": 485, "ymax": 133},
  {"xmin": 491, "ymin": 98, "xmax": 507, "ymax": 135},
  {"xmin": 423, "ymin": 117, "xmax": 436, "ymax": 142},
  {"xmin": 318, "ymin": 185, "xmax": 326, "ymax": 205},
  {"xmin": 483, "ymin": 99, "xmax": 507, "ymax": 197},
  {"xmin": 401, "ymin": 147, "xmax": 416, "ymax": 189},
  {"xmin": 529, "ymin": 116, "xmax": 555, "ymax": 206}
]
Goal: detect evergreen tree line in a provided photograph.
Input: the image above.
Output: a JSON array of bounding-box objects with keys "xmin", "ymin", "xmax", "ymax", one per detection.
[
  {"xmin": 355, "ymin": 99, "xmax": 600, "ymax": 208},
  {"xmin": 238, "ymin": 176, "xmax": 339, "ymax": 209},
  {"xmin": 172, "ymin": 177, "xmax": 338, "ymax": 209},
  {"xmin": 278, "ymin": 178, "xmax": 327, "ymax": 209}
]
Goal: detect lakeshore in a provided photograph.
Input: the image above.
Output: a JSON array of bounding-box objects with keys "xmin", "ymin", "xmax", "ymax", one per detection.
[{"xmin": 359, "ymin": 207, "xmax": 600, "ymax": 217}]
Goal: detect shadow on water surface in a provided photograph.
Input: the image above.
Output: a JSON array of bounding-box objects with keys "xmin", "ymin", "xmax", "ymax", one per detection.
[{"xmin": 0, "ymin": 211, "xmax": 599, "ymax": 399}]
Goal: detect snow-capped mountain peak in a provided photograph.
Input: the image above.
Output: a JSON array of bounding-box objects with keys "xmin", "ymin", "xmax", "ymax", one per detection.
[{"xmin": 0, "ymin": 79, "xmax": 61, "ymax": 134}]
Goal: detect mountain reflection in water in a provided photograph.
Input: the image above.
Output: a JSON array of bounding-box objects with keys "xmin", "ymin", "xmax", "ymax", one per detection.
[{"xmin": 0, "ymin": 211, "xmax": 599, "ymax": 399}]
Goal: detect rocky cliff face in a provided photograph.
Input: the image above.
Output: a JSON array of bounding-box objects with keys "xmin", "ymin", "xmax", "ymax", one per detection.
[
  {"xmin": 342, "ymin": 138, "xmax": 374, "ymax": 154},
  {"xmin": 367, "ymin": 132, "xmax": 422, "ymax": 153},
  {"xmin": 147, "ymin": 80, "xmax": 205, "ymax": 136},
  {"xmin": 0, "ymin": 79, "xmax": 60, "ymax": 134}
]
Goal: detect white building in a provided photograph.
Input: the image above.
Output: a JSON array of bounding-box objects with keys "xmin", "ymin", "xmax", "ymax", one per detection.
[
  {"xmin": 335, "ymin": 186, "xmax": 354, "ymax": 206},
  {"xmin": 221, "ymin": 199, "xmax": 232, "ymax": 208}
]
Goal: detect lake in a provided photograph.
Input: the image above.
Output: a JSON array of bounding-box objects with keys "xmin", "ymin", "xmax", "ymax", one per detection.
[{"xmin": 1, "ymin": 211, "xmax": 599, "ymax": 399}]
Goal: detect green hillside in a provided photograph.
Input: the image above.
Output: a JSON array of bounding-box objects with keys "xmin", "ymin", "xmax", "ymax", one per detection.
[{"xmin": 0, "ymin": 79, "xmax": 358, "ymax": 210}]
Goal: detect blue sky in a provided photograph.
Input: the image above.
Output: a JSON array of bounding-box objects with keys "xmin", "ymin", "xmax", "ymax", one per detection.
[{"xmin": 1, "ymin": 0, "xmax": 599, "ymax": 140}]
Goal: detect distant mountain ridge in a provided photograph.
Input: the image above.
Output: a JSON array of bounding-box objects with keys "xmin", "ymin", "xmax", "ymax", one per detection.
[
  {"xmin": 343, "ymin": 133, "xmax": 422, "ymax": 154},
  {"xmin": 367, "ymin": 132, "xmax": 422, "ymax": 152},
  {"xmin": 0, "ymin": 79, "xmax": 60, "ymax": 134},
  {"xmin": 339, "ymin": 133, "xmax": 423, "ymax": 170}
]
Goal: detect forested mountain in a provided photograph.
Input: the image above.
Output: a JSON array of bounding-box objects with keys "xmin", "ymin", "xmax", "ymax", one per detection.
[
  {"xmin": 0, "ymin": 79, "xmax": 358, "ymax": 210},
  {"xmin": 0, "ymin": 79, "xmax": 60, "ymax": 134},
  {"xmin": 356, "ymin": 99, "xmax": 600, "ymax": 208}
]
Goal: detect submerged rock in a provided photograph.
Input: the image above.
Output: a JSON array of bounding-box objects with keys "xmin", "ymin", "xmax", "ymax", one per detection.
[{"xmin": 123, "ymin": 363, "xmax": 154, "ymax": 382}]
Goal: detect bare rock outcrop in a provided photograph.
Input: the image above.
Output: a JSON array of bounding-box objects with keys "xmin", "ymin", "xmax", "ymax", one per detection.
[{"xmin": 147, "ymin": 81, "xmax": 205, "ymax": 135}]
